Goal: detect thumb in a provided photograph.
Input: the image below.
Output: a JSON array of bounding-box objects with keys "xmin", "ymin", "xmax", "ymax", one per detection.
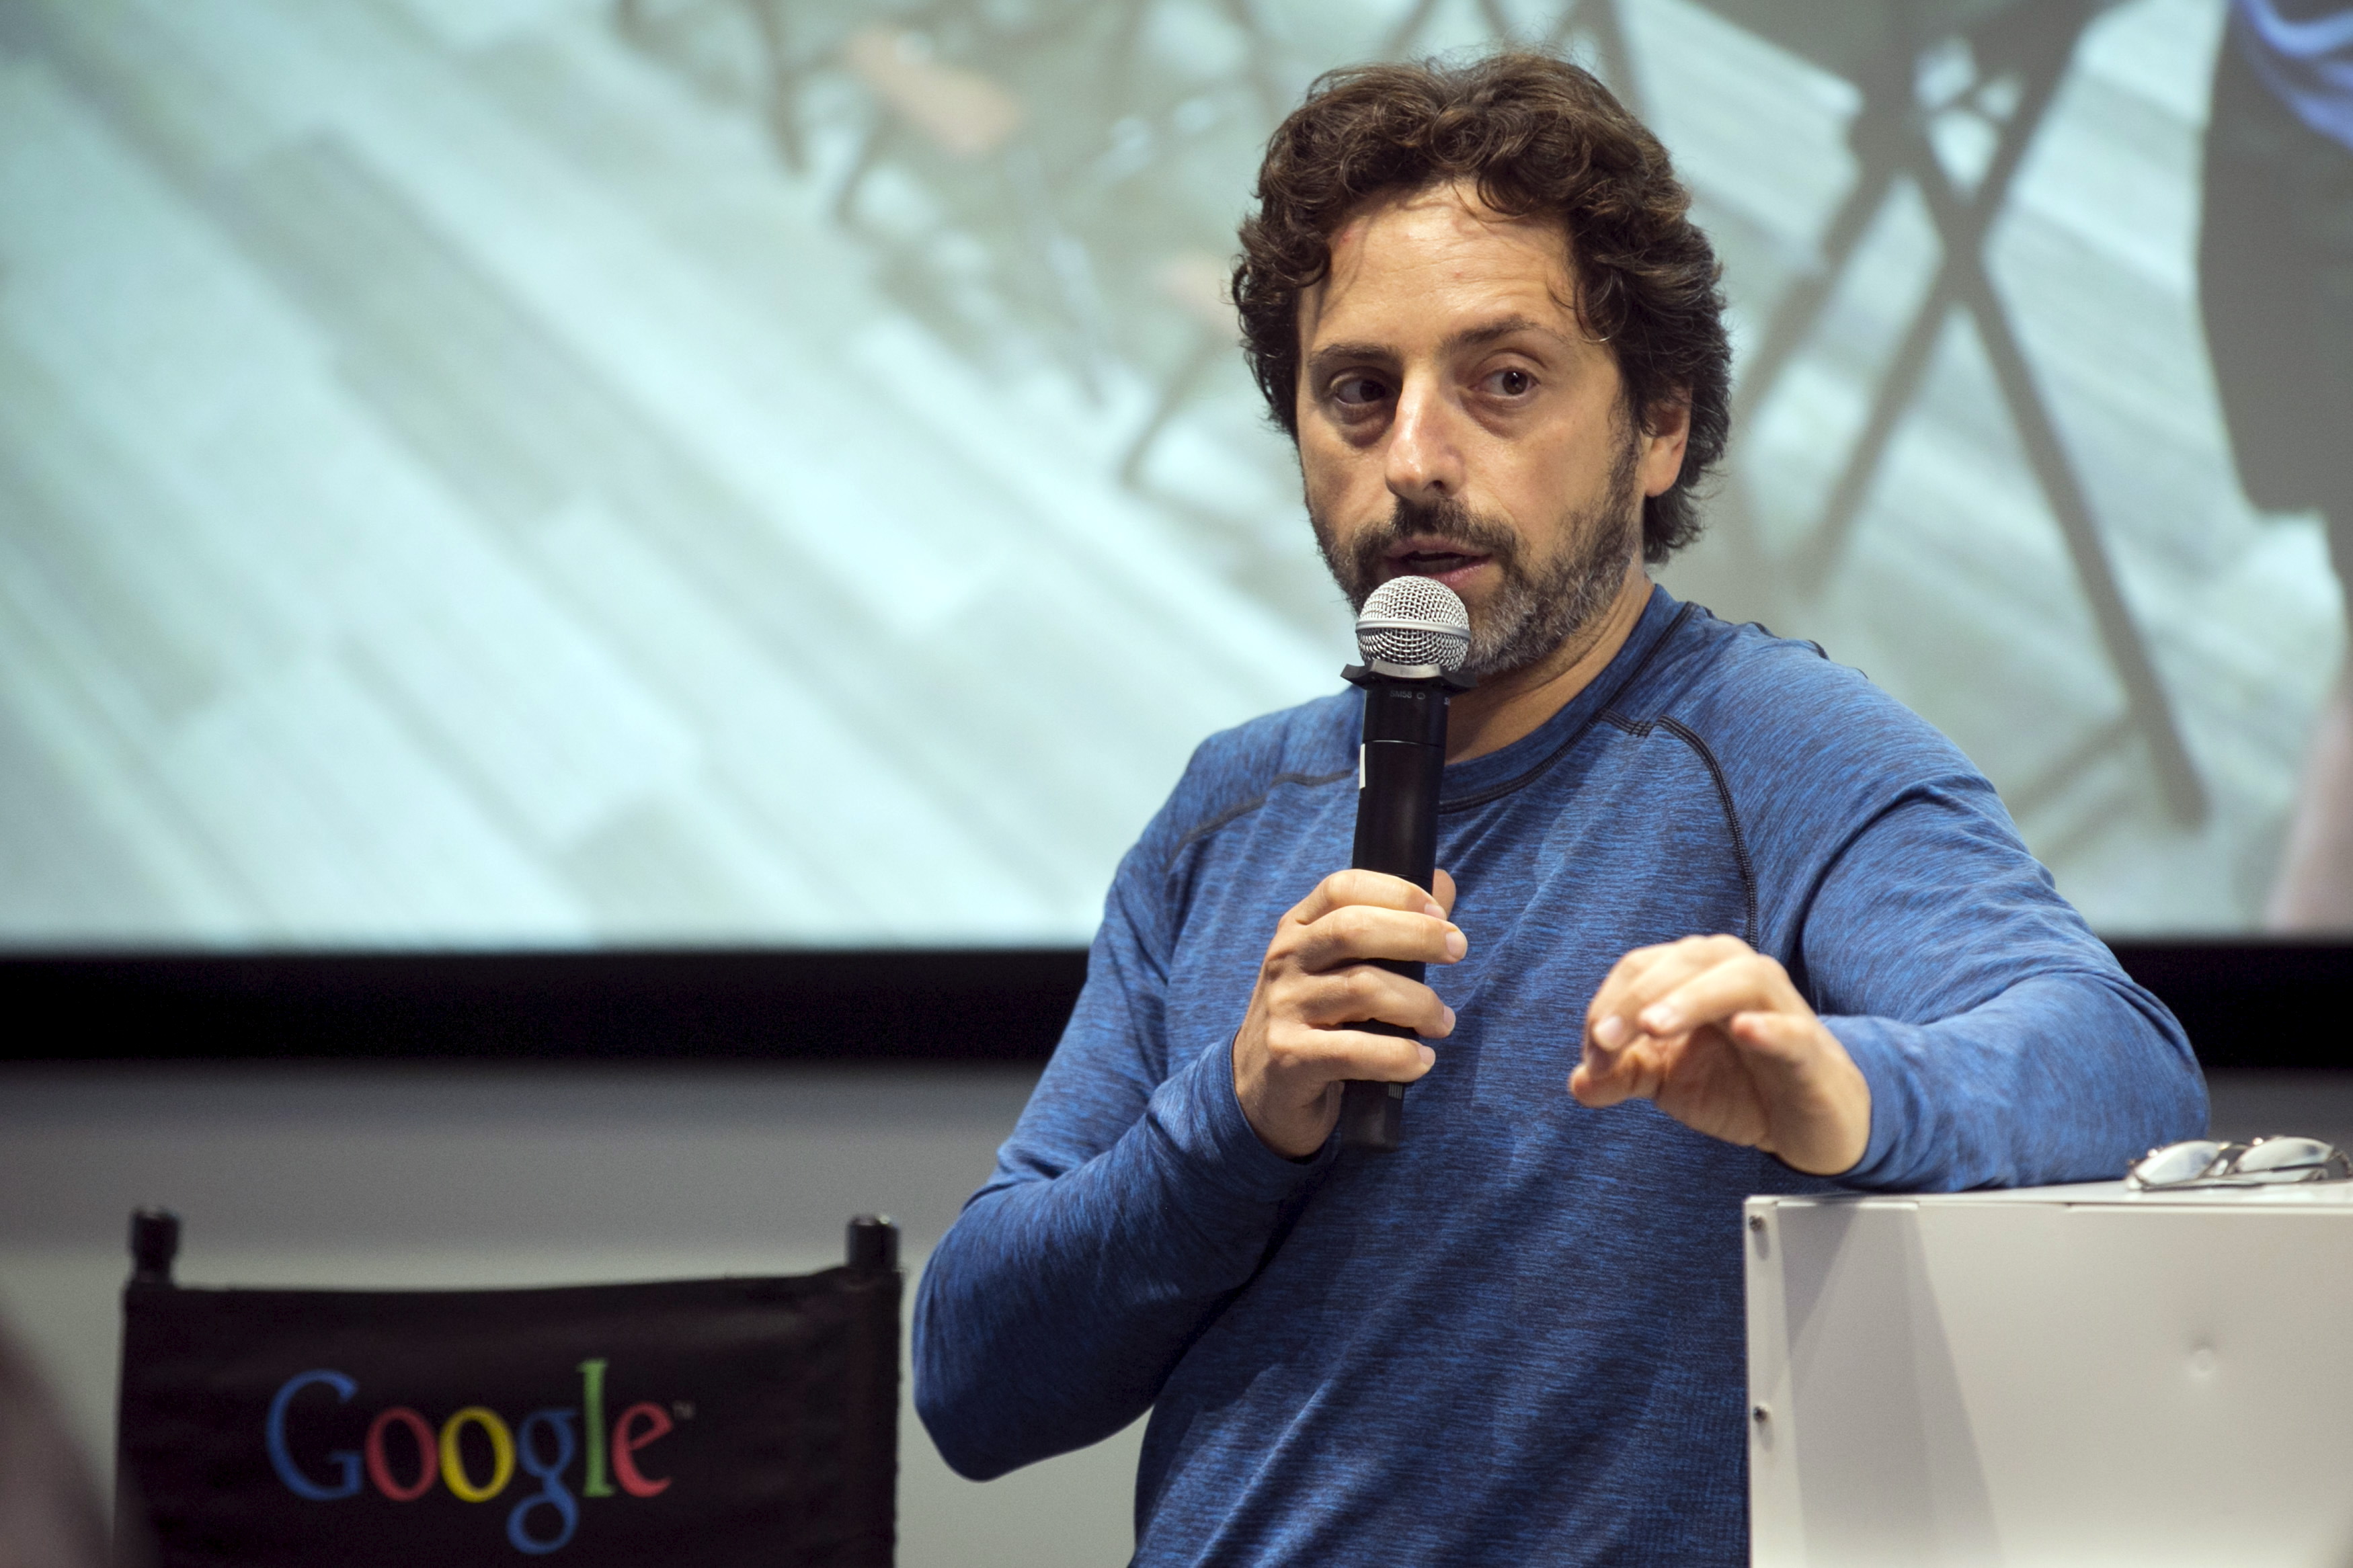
[{"xmin": 1431, "ymin": 867, "xmax": 1458, "ymax": 918}]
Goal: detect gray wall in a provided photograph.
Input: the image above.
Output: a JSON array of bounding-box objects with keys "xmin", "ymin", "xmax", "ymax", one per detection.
[
  {"xmin": 5, "ymin": 1062, "xmax": 2346, "ymax": 1567},
  {"xmin": 0, "ymin": 1063, "xmax": 1142, "ymax": 1568}
]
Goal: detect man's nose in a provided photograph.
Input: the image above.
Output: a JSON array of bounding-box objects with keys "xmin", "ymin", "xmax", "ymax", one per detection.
[{"xmin": 1384, "ymin": 375, "xmax": 1466, "ymax": 503}]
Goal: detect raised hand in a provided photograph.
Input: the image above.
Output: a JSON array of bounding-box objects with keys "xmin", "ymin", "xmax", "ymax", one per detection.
[
  {"xmin": 1233, "ymin": 868, "xmax": 1466, "ymax": 1159},
  {"xmin": 1570, "ymin": 934, "xmax": 1870, "ymax": 1177}
]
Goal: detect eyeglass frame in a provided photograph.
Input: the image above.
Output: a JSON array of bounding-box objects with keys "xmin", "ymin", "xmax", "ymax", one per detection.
[{"xmin": 2127, "ymin": 1136, "xmax": 2353, "ymax": 1191}]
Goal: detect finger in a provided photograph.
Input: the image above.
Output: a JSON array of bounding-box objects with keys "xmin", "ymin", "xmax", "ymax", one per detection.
[
  {"xmin": 1586, "ymin": 936, "xmax": 1720, "ymax": 1022},
  {"xmin": 1583, "ymin": 944, "xmax": 1681, "ymax": 1045},
  {"xmin": 1290, "ymin": 903, "xmax": 1467, "ymax": 973},
  {"xmin": 1586, "ymin": 937, "xmax": 1744, "ymax": 1047},
  {"xmin": 1289, "ymin": 966, "xmax": 1456, "ymax": 1038},
  {"xmin": 1634, "ymin": 952, "xmax": 1800, "ymax": 1039},
  {"xmin": 1570, "ymin": 1030, "xmax": 1670, "ymax": 1107},
  {"xmin": 1568, "ymin": 1050, "xmax": 1625, "ymax": 1106},
  {"xmin": 1265, "ymin": 1018, "xmax": 1439, "ymax": 1084},
  {"xmin": 1289, "ymin": 868, "xmax": 1446, "ymax": 927}
]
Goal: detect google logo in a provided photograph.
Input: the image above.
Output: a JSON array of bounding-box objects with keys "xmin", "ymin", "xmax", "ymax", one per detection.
[{"xmin": 264, "ymin": 1359, "xmax": 676, "ymax": 1555}]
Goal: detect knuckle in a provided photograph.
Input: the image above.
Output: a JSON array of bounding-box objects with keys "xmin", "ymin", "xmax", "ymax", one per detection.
[
  {"xmin": 1295, "ymin": 908, "xmax": 1346, "ymax": 948},
  {"xmin": 1287, "ymin": 977, "xmax": 1341, "ymax": 1022},
  {"xmin": 1295, "ymin": 977, "xmax": 1349, "ymax": 1024},
  {"xmin": 1264, "ymin": 1025, "xmax": 1316, "ymax": 1069},
  {"xmin": 1304, "ymin": 924, "xmax": 1357, "ymax": 971}
]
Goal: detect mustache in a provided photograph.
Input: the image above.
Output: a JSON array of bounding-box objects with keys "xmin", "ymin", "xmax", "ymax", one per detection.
[{"xmin": 1334, "ymin": 495, "xmax": 1522, "ymax": 607}]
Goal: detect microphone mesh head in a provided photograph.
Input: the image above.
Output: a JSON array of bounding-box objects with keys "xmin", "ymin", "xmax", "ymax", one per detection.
[{"xmin": 1355, "ymin": 576, "xmax": 1471, "ymax": 671}]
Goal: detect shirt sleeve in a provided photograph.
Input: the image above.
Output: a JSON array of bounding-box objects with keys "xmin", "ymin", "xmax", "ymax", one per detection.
[
  {"xmin": 910, "ymin": 823, "xmax": 1330, "ymax": 1481},
  {"xmin": 1800, "ymin": 778, "xmax": 2209, "ymax": 1192}
]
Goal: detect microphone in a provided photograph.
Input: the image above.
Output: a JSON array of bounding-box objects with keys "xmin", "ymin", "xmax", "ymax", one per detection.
[{"xmin": 1337, "ymin": 576, "xmax": 1472, "ymax": 1152}]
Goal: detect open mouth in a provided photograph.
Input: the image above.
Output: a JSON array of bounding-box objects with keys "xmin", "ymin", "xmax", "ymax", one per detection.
[{"xmin": 1385, "ymin": 540, "xmax": 1492, "ymax": 583}]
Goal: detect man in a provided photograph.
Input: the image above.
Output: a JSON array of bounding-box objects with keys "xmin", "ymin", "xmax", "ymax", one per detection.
[
  {"xmin": 2200, "ymin": 0, "xmax": 2353, "ymax": 930},
  {"xmin": 915, "ymin": 54, "xmax": 2205, "ymax": 1565}
]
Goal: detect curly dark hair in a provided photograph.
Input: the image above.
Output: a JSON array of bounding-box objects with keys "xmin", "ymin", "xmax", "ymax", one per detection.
[{"xmin": 1234, "ymin": 52, "xmax": 1730, "ymax": 563}]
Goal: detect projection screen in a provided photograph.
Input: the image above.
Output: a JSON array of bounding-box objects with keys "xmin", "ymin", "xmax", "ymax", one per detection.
[{"xmin": 0, "ymin": 0, "xmax": 2342, "ymax": 948}]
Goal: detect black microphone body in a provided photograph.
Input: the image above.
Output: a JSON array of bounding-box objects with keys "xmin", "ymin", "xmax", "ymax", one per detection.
[{"xmin": 1336, "ymin": 666, "xmax": 1458, "ymax": 1151}]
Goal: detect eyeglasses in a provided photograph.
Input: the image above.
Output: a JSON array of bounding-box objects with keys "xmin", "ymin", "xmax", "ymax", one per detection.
[{"xmin": 2128, "ymin": 1136, "xmax": 2353, "ymax": 1190}]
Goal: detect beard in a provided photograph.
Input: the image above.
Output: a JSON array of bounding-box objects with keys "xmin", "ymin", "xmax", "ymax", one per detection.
[{"xmin": 1312, "ymin": 438, "xmax": 1644, "ymax": 682}]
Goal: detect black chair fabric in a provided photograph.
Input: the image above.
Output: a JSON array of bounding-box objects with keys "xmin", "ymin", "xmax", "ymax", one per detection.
[{"xmin": 114, "ymin": 1231, "xmax": 898, "ymax": 1567}]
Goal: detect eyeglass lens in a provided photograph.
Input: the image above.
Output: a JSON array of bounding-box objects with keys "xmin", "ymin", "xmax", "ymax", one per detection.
[
  {"xmin": 2233, "ymin": 1137, "xmax": 2336, "ymax": 1175},
  {"xmin": 2132, "ymin": 1141, "xmax": 2224, "ymax": 1186}
]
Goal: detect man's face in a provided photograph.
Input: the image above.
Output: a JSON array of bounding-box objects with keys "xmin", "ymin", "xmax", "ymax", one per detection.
[{"xmin": 1295, "ymin": 181, "xmax": 1687, "ymax": 679}]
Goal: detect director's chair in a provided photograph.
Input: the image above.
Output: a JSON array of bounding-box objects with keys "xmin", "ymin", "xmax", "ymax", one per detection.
[{"xmin": 113, "ymin": 1210, "xmax": 901, "ymax": 1567}]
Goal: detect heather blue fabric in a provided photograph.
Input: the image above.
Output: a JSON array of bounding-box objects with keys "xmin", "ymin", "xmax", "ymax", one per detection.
[
  {"xmin": 2231, "ymin": 0, "xmax": 2353, "ymax": 153},
  {"xmin": 913, "ymin": 587, "xmax": 2206, "ymax": 1567}
]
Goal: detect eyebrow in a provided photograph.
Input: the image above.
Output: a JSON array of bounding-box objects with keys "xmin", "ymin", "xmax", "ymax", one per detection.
[
  {"xmin": 1302, "ymin": 315, "xmax": 1566, "ymax": 380},
  {"xmin": 1447, "ymin": 315, "xmax": 1555, "ymax": 352}
]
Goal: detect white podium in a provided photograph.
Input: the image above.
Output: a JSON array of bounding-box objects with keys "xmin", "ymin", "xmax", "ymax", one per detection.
[{"xmin": 1745, "ymin": 1182, "xmax": 2353, "ymax": 1567}]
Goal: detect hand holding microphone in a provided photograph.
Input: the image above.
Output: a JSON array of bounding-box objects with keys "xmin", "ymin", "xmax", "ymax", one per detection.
[{"xmin": 1231, "ymin": 579, "xmax": 1472, "ymax": 1159}]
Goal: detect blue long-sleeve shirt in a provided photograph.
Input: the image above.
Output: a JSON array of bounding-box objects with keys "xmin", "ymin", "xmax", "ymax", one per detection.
[
  {"xmin": 2231, "ymin": 0, "xmax": 2353, "ymax": 153},
  {"xmin": 914, "ymin": 587, "xmax": 2206, "ymax": 1566}
]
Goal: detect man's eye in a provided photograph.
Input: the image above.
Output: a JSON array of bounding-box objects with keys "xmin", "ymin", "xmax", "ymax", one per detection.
[
  {"xmin": 1484, "ymin": 368, "xmax": 1536, "ymax": 397},
  {"xmin": 1331, "ymin": 375, "xmax": 1389, "ymax": 407}
]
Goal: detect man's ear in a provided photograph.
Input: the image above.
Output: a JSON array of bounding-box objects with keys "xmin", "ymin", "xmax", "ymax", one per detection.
[{"xmin": 1638, "ymin": 391, "xmax": 1692, "ymax": 500}]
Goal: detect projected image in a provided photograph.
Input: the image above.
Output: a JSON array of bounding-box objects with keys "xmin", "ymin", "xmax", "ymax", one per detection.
[{"xmin": 0, "ymin": 0, "xmax": 2342, "ymax": 946}]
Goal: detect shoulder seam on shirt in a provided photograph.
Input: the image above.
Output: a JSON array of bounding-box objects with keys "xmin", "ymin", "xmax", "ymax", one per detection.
[
  {"xmin": 1652, "ymin": 716, "xmax": 1759, "ymax": 944},
  {"xmin": 1170, "ymin": 768, "xmax": 1353, "ymax": 857}
]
